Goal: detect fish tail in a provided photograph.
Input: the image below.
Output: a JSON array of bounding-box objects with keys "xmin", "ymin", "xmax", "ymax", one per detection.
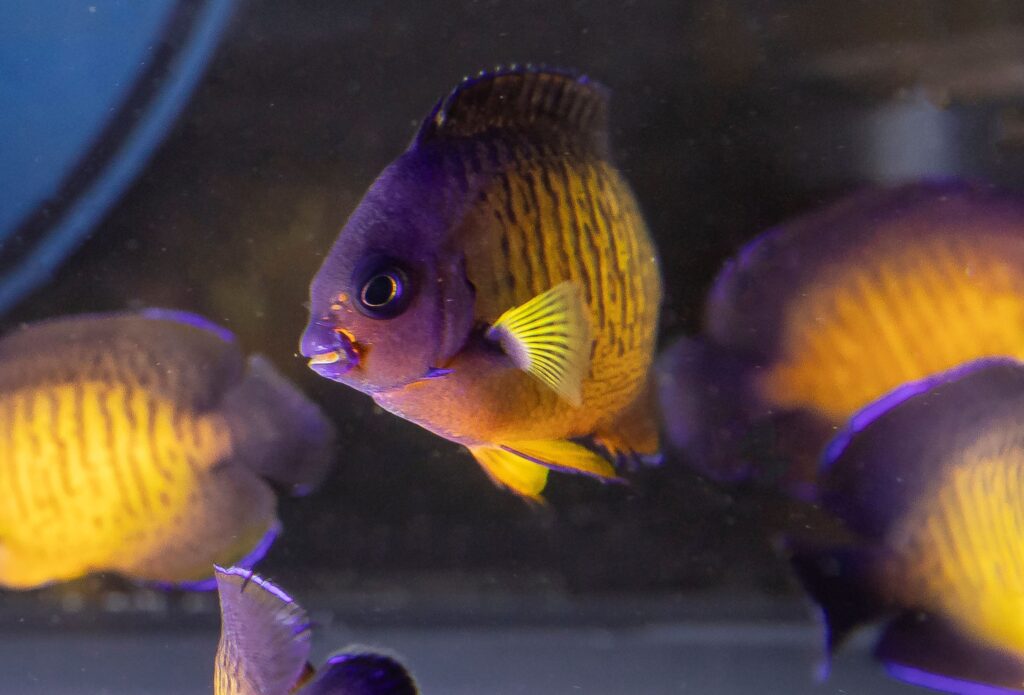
[
  {"xmin": 221, "ymin": 355, "xmax": 336, "ymax": 495},
  {"xmin": 592, "ymin": 377, "xmax": 661, "ymax": 470},
  {"xmin": 302, "ymin": 650, "xmax": 418, "ymax": 695},
  {"xmin": 655, "ymin": 336, "xmax": 763, "ymax": 482},
  {"xmin": 783, "ymin": 538, "xmax": 887, "ymax": 670},
  {"xmin": 876, "ymin": 611, "xmax": 1024, "ymax": 692},
  {"xmin": 654, "ymin": 336, "xmax": 830, "ymax": 497}
]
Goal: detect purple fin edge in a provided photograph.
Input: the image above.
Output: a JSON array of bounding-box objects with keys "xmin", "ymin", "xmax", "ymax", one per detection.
[
  {"xmin": 141, "ymin": 308, "xmax": 236, "ymax": 344},
  {"xmin": 213, "ymin": 560, "xmax": 295, "ymax": 606},
  {"xmin": 820, "ymin": 357, "xmax": 1021, "ymax": 473},
  {"xmin": 707, "ymin": 179, "xmax": 981, "ymax": 333},
  {"xmin": 150, "ymin": 522, "xmax": 280, "ymax": 592},
  {"xmin": 885, "ymin": 663, "xmax": 1019, "ymax": 695}
]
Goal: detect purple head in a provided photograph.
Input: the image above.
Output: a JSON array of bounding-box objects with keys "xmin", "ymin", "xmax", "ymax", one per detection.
[{"xmin": 301, "ymin": 150, "xmax": 476, "ymax": 394}]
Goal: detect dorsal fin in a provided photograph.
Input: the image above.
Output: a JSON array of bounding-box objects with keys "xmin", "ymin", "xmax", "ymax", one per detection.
[{"xmin": 415, "ymin": 65, "xmax": 610, "ymax": 156}]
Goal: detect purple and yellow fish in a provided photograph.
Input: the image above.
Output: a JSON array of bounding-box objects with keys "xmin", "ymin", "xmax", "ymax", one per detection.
[
  {"xmin": 0, "ymin": 310, "xmax": 334, "ymax": 590},
  {"xmin": 788, "ymin": 358, "xmax": 1024, "ymax": 693},
  {"xmin": 300, "ymin": 67, "xmax": 662, "ymax": 500},
  {"xmin": 214, "ymin": 565, "xmax": 417, "ymax": 695},
  {"xmin": 657, "ymin": 180, "xmax": 1024, "ymax": 495}
]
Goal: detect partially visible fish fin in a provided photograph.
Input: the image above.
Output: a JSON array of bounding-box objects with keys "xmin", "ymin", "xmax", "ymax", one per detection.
[
  {"xmin": 783, "ymin": 540, "xmax": 888, "ymax": 675},
  {"xmin": 140, "ymin": 308, "xmax": 237, "ymax": 344},
  {"xmin": 593, "ymin": 379, "xmax": 662, "ymax": 470},
  {"xmin": 415, "ymin": 65, "xmax": 610, "ymax": 157},
  {"xmin": 487, "ymin": 281, "xmax": 590, "ymax": 406},
  {"xmin": 655, "ymin": 336, "xmax": 764, "ymax": 482},
  {"xmin": 470, "ymin": 445, "xmax": 550, "ymax": 501},
  {"xmin": 220, "ymin": 355, "xmax": 336, "ymax": 495},
  {"xmin": 214, "ymin": 566, "xmax": 312, "ymax": 695},
  {"xmin": 291, "ymin": 662, "xmax": 316, "ymax": 692},
  {"xmin": 301, "ymin": 651, "xmax": 418, "ymax": 695},
  {"xmin": 876, "ymin": 611, "xmax": 1024, "ymax": 693},
  {"xmin": 502, "ymin": 440, "xmax": 621, "ymax": 481}
]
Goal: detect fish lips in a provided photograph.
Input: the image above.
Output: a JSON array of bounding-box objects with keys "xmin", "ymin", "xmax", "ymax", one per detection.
[{"xmin": 300, "ymin": 321, "xmax": 359, "ymax": 381}]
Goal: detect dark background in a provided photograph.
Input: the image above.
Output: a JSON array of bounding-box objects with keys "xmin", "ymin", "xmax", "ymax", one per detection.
[{"xmin": 9, "ymin": 0, "xmax": 1024, "ymax": 600}]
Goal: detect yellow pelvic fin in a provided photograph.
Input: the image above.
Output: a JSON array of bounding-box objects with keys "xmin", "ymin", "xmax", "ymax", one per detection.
[
  {"xmin": 502, "ymin": 439, "xmax": 620, "ymax": 480},
  {"xmin": 487, "ymin": 281, "xmax": 590, "ymax": 406},
  {"xmin": 470, "ymin": 446, "xmax": 550, "ymax": 501}
]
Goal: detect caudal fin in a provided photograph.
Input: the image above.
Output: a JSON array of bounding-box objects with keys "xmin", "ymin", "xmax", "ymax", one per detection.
[
  {"xmin": 783, "ymin": 539, "xmax": 888, "ymax": 675},
  {"xmin": 655, "ymin": 336, "xmax": 765, "ymax": 482},
  {"xmin": 222, "ymin": 355, "xmax": 336, "ymax": 495},
  {"xmin": 877, "ymin": 611, "xmax": 1024, "ymax": 693},
  {"xmin": 655, "ymin": 336, "xmax": 832, "ymax": 496},
  {"xmin": 303, "ymin": 650, "xmax": 418, "ymax": 695}
]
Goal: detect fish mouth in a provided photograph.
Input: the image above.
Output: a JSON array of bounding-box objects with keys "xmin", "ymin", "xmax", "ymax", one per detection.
[{"xmin": 300, "ymin": 320, "xmax": 360, "ymax": 380}]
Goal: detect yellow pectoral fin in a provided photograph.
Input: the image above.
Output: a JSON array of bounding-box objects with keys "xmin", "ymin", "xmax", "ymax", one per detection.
[
  {"xmin": 487, "ymin": 281, "xmax": 590, "ymax": 406},
  {"xmin": 502, "ymin": 439, "xmax": 620, "ymax": 481},
  {"xmin": 470, "ymin": 446, "xmax": 550, "ymax": 501}
]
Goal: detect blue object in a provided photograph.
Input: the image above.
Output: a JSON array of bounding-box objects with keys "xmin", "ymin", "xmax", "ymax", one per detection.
[{"xmin": 0, "ymin": 0, "xmax": 235, "ymax": 314}]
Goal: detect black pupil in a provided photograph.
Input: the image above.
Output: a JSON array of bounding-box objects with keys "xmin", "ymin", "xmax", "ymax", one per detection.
[{"xmin": 363, "ymin": 273, "xmax": 397, "ymax": 307}]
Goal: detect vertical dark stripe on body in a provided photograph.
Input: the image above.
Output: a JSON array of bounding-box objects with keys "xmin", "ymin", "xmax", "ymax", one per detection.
[
  {"xmin": 557, "ymin": 160, "xmax": 595, "ymax": 309},
  {"xmin": 504, "ymin": 170, "xmax": 534, "ymax": 300},
  {"xmin": 30, "ymin": 392, "xmax": 59, "ymax": 515},
  {"xmin": 0, "ymin": 399, "xmax": 28, "ymax": 520},
  {"xmin": 74, "ymin": 384, "xmax": 101, "ymax": 499},
  {"xmin": 49, "ymin": 389, "xmax": 73, "ymax": 501},
  {"xmin": 496, "ymin": 173, "xmax": 518, "ymax": 303},
  {"xmin": 539, "ymin": 165, "xmax": 573, "ymax": 283},
  {"xmin": 583, "ymin": 168, "xmax": 619, "ymax": 313},
  {"xmin": 577, "ymin": 166, "xmax": 609, "ymax": 329},
  {"xmin": 95, "ymin": 384, "xmax": 136, "ymax": 517},
  {"xmin": 520, "ymin": 169, "xmax": 550, "ymax": 294},
  {"xmin": 126, "ymin": 395, "xmax": 153, "ymax": 513},
  {"xmin": 147, "ymin": 396, "xmax": 178, "ymax": 482}
]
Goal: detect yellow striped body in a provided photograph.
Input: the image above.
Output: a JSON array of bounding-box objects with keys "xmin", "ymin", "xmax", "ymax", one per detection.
[
  {"xmin": 374, "ymin": 148, "xmax": 661, "ymax": 452},
  {"xmin": 758, "ymin": 235, "xmax": 1024, "ymax": 423},
  {"xmin": 0, "ymin": 380, "xmax": 275, "ymax": 589},
  {"xmin": 885, "ymin": 439, "xmax": 1024, "ymax": 653},
  {"xmin": 303, "ymin": 69, "xmax": 660, "ymax": 496}
]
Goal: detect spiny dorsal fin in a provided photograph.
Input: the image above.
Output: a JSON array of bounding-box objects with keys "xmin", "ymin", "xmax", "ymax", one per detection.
[{"xmin": 416, "ymin": 65, "xmax": 610, "ymax": 156}]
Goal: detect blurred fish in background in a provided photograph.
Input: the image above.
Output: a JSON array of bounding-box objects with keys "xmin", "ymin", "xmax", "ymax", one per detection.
[
  {"xmin": 0, "ymin": 0, "xmax": 235, "ymax": 316},
  {"xmin": 0, "ymin": 310, "xmax": 334, "ymax": 590},
  {"xmin": 785, "ymin": 358, "xmax": 1024, "ymax": 693},
  {"xmin": 214, "ymin": 565, "xmax": 417, "ymax": 695},
  {"xmin": 657, "ymin": 180, "xmax": 1024, "ymax": 498},
  {"xmin": 300, "ymin": 66, "xmax": 662, "ymax": 500}
]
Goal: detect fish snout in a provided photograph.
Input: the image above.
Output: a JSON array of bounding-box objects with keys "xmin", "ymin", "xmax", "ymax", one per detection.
[{"xmin": 300, "ymin": 321, "xmax": 359, "ymax": 380}]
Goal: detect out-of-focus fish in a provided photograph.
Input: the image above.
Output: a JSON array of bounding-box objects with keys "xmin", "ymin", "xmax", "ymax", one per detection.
[
  {"xmin": 214, "ymin": 565, "xmax": 417, "ymax": 695},
  {"xmin": 300, "ymin": 66, "xmax": 662, "ymax": 500},
  {"xmin": 0, "ymin": 310, "xmax": 334, "ymax": 590},
  {"xmin": 657, "ymin": 180, "xmax": 1024, "ymax": 496},
  {"xmin": 787, "ymin": 358, "xmax": 1024, "ymax": 693}
]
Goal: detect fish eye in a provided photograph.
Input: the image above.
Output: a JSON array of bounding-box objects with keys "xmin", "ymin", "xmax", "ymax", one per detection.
[{"xmin": 354, "ymin": 259, "xmax": 412, "ymax": 318}]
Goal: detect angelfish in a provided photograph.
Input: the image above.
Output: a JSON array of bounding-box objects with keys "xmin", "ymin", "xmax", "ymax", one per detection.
[
  {"xmin": 788, "ymin": 358, "xmax": 1024, "ymax": 693},
  {"xmin": 214, "ymin": 565, "xmax": 418, "ymax": 695},
  {"xmin": 0, "ymin": 310, "xmax": 334, "ymax": 589},
  {"xmin": 657, "ymin": 180, "xmax": 1024, "ymax": 495},
  {"xmin": 300, "ymin": 66, "xmax": 662, "ymax": 500}
]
